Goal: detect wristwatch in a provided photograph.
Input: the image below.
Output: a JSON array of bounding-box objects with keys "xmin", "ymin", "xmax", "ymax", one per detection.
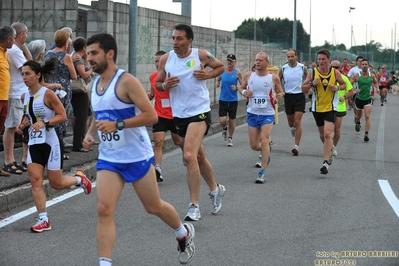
[
  {"xmin": 42, "ymin": 118, "xmax": 50, "ymax": 127},
  {"xmin": 116, "ymin": 120, "xmax": 125, "ymax": 130}
]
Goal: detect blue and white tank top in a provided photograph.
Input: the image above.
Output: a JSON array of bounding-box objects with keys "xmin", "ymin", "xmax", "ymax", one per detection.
[
  {"xmin": 219, "ymin": 68, "xmax": 238, "ymax": 101},
  {"xmin": 246, "ymin": 72, "xmax": 276, "ymax": 116},
  {"xmin": 165, "ymin": 48, "xmax": 211, "ymax": 118},
  {"xmin": 91, "ymin": 69, "xmax": 154, "ymax": 163}
]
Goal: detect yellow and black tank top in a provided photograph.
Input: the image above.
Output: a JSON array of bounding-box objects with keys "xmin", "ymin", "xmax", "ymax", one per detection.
[{"xmin": 311, "ymin": 67, "xmax": 339, "ymax": 112}]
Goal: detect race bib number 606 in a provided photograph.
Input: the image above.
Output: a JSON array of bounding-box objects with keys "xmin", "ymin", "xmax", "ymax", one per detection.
[{"xmin": 98, "ymin": 130, "xmax": 127, "ymax": 149}]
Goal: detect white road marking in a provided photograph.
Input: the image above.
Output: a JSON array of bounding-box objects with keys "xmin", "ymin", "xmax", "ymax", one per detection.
[
  {"xmin": 378, "ymin": 180, "xmax": 399, "ymax": 218},
  {"xmin": 0, "ymin": 182, "xmax": 97, "ymax": 228},
  {"xmin": 375, "ymin": 104, "xmax": 399, "ymax": 217}
]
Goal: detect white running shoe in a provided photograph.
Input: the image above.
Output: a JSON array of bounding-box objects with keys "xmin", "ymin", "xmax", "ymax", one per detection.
[
  {"xmin": 184, "ymin": 204, "xmax": 201, "ymax": 221},
  {"xmin": 222, "ymin": 130, "xmax": 227, "ymax": 141},
  {"xmin": 209, "ymin": 184, "xmax": 226, "ymax": 214},
  {"xmin": 227, "ymin": 138, "xmax": 233, "ymax": 147},
  {"xmin": 332, "ymin": 145, "xmax": 337, "ymax": 157},
  {"xmin": 177, "ymin": 223, "xmax": 195, "ymax": 265},
  {"xmin": 291, "ymin": 127, "xmax": 296, "ymax": 137}
]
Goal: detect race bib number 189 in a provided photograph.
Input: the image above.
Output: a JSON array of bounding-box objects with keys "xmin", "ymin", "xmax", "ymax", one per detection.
[
  {"xmin": 252, "ymin": 96, "xmax": 268, "ymax": 108},
  {"xmin": 98, "ymin": 130, "xmax": 127, "ymax": 149}
]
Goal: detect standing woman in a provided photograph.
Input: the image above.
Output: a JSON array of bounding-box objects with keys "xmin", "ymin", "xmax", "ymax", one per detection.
[
  {"xmin": 45, "ymin": 30, "xmax": 77, "ymax": 156},
  {"xmin": 71, "ymin": 37, "xmax": 93, "ymax": 152},
  {"xmin": 17, "ymin": 59, "xmax": 92, "ymax": 232}
]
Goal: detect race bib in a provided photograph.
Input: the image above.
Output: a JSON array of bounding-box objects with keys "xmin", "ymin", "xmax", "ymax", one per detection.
[
  {"xmin": 161, "ymin": 98, "xmax": 170, "ymax": 108},
  {"xmin": 98, "ymin": 130, "xmax": 127, "ymax": 149},
  {"xmin": 380, "ymin": 77, "xmax": 386, "ymax": 82},
  {"xmin": 28, "ymin": 127, "xmax": 46, "ymax": 146},
  {"xmin": 252, "ymin": 96, "xmax": 268, "ymax": 108}
]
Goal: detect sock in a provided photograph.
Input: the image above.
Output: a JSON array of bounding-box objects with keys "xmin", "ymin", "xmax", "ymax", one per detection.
[
  {"xmin": 38, "ymin": 212, "xmax": 48, "ymax": 222},
  {"xmin": 365, "ymin": 131, "xmax": 368, "ymax": 135},
  {"xmin": 223, "ymin": 127, "xmax": 227, "ymax": 131},
  {"xmin": 210, "ymin": 186, "xmax": 219, "ymax": 196},
  {"xmin": 99, "ymin": 257, "xmax": 112, "ymax": 266},
  {"xmin": 75, "ymin": 176, "xmax": 82, "ymax": 185},
  {"xmin": 228, "ymin": 137, "xmax": 232, "ymax": 140},
  {"xmin": 175, "ymin": 223, "xmax": 188, "ymax": 239},
  {"xmin": 259, "ymin": 169, "xmax": 265, "ymax": 175}
]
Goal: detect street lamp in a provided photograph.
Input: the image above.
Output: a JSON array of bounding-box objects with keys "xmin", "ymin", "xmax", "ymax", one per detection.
[{"xmin": 349, "ymin": 7, "xmax": 355, "ymax": 60}]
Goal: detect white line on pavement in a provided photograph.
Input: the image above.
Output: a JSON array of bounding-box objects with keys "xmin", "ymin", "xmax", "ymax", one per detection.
[
  {"xmin": 0, "ymin": 182, "xmax": 97, "ymax": 228},
  {"xmin": 378, "ymin": 180, "xmax": 399, "ymax": 218}
]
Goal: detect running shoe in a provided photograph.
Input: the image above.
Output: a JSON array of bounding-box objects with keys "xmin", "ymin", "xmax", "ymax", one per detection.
[
  {"xmin": 291, "ymin": 127, "xmax": 296, "ymax": 137},
  {"xmin": 332, "ymin": 145, "xmax": 337, "ymax": 157},
  {"xmin": 364, "ymin": 133, "xmax": 369, "ymax": 142},
  {"xmin": 209, "ymin": 184, "xmax": 226, "ymax": 214},
  {"xmin": 292, "ymin": 145, "xmax": 299, "ymax": 156},
  {"xmin": 75, "ymin": 169, "xmax": 92, "ymax": 194},
  {"xmin": 31, "ymin": 218, "xmax": 51, "ymax": 233},
  {"xmin": 328, "ymin": 152, "xmax": 334, "ymax": 165},
  {"xmin": 320, "ymin": 160, "xmax": 329, "ymax": 175},
  {"xmin": 227, "ymin": 138, "xmax": 233, "ymax": 147},
  {"xmin": 355, "ymin": 122, "xmax": 361, "ymax": 132},
  {"xmin": 255, "ymin": 154, "xmax": 262, "ymax": 168},
  {"xmin": 222, "ymin": 129, "xmax": 227, "ymax": 141},
  {"xmin": 177, "ymin": 223, "xmax": 195, "ymax": 265},
  {"xmin": 256, "ymin": 170, "xmax": 265, "ymax": 184},
  {"xmin": 184, "ymin": 204, "xmax": 201, "ymax": 221},
  {"xmin": 155, "ymin": 166, "xmax": 163, "ymax": 182}
]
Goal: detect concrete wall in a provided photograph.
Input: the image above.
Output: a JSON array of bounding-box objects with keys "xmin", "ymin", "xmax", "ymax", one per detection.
[{"xmin": 0, "ymin": 0, "xmax": 287, "ymax": 105}]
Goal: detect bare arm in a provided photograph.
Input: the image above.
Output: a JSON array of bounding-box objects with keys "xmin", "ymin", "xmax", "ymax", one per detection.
[
  {"xmin": 272, "ymin": 74, "xmax": 285, "ymax": 101},
  {"xmin": 155, "ymin": 53, "xmax": 170, "ymax": 91},
  {"xmin": 20, "ymin": 43, "xmax": 32, "ymax": 61},
  {"xmin": 194, "ymin": 49, "xmax": 224, "ymax": 80},
  {"xmin": 301, "ymin": 71, "xmax": 313, "ymax": 93},
  {"xmin": 75, "ymin": 62, "xmax": 93, "ymax": 80},
  {"xmin": 64, "ymin": 54, "xmax": 77, "ymax": 80}
]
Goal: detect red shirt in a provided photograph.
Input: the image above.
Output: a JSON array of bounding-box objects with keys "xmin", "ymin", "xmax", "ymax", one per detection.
[
  {"xmin": 150, "ymin": 71, "xmax": 173, "ymax": 119},
  {"xmin": 378, "ymin": 72, "xmax": 388, "ymax": 86},
  {"xmin": 339, "ymin": 65, "xmax": 350, "ymax": 76}
]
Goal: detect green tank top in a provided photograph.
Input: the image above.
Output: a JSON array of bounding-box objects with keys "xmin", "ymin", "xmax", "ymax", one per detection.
[{"xmin": 357, "ymin": 73, "xmax": 372, "ymax": 101}]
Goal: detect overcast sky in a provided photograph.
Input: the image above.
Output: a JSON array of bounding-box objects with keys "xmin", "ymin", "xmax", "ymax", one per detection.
[{"xmin": 78, "ymin": 0, "xmax": 398, "ymax": 50}]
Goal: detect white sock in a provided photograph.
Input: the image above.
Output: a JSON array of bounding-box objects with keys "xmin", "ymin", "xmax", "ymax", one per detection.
[
  {"xmin": 38, "ymin": 212, "xmax": 48, "ymax": 222},
  {"xmin": 174, "ymin": 223, "xmax": 188, "ymax": 239},
  {"xmin": 99, "ymin": 257, "xmax": 112, "ymax": 266},
  {"xmin": 75, "ymin": 176, "xmax": 82, "ymax": 185},
  {"xmin": 210, "ymin": 186, "xmax": 219, "ymax": 196}
]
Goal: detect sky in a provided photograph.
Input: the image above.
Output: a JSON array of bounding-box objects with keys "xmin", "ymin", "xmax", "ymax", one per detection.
[{"xmin": 78, "ymin": 0, "xmax": 398, "ymax": 50}]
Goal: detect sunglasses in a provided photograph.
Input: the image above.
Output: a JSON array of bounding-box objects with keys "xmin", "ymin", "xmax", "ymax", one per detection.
[{"xmin": 331, "ymin": 66, "xmax": 339, "ymax": 69}]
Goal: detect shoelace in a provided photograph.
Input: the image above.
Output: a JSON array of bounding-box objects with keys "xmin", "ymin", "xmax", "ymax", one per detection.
[{"xmin": 33, "ymin": 217, "xmax": 47, "ymax": 226}]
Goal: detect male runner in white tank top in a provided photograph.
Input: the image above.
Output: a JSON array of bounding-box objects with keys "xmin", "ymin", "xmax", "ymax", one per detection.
[{"xmin": 156, "ymin": 24, "xmax": 226, "ymax": 222}]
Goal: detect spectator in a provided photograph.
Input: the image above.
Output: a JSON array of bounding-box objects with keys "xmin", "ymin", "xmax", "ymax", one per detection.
[
  {"xmin": 3, "ymin": 22, "xmax": 30, "ymax": 175},
  {"xmin": 44, "ymin": 30, "xmax": 77, "ymax": 159},
  {"xmin": 0, "ymin": 26, "xmax": 15, "ymax": 176},
  {"xmin": 71, "ymin": 37, "xmax": 93, "ymax": 152}
]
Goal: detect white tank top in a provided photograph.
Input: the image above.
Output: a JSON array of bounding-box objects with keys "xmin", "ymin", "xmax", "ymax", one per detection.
[
  {"xmin": 281, "ymin": 63, "xmax": 304, "ymax": 94},
  {"xmin": 165, "ymin": 48, "xmax": 211, "ymax": 118},
  {"xmin": 91, "ymin": 69, "xmax": 154, "ymax": 163},
  {"xmin": 23, "ymin": 87, "xmax": 58, "ymax": 142},
  {"xmin": 246, "ymin": 72, "xmax": 276, "ymax": 116}
]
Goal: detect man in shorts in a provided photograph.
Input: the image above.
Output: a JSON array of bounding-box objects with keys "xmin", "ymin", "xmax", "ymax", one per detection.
[
  {"xmin": 215, "ymin": 53, "xmax": 243, "ymax": 147},
  {"xmin": 330, "ymin": 60, "xmax": 354, "ymax": 157},
  {"xmin": 83, "ymin": 33, "xmax": 195, "ymax": 265},
  {"xmin": 350, "ymin": 59, "xmax": 379, "ymax": 142},
  {"xmin": 3, "ymin": 22, "xmax": 30, "ymax": 175},
  {"xmin": 302, "ymin": 49, "xmax": 346, "ymax": 175},
  {"xmin": 237, "ymin": 52, "xmax": 284, "ymax": 183},
  {"xmin": 156, "ymin": 24, "xmax": 226, "ymax": 221},
  {"xmin": 279, "ymin": 48, "xmax": 307, "ymax": 155}
]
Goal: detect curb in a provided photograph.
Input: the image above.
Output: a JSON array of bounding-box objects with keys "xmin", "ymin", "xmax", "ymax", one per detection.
[{"xmin": 0, "ymin": 113, "xmax": 248, "ymax": 214}]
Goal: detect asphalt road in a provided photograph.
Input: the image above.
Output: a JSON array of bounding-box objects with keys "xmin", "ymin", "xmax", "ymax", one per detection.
[{"xmin": 1, "ymin": 95, "xmax": 399, "ymax": 266}]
